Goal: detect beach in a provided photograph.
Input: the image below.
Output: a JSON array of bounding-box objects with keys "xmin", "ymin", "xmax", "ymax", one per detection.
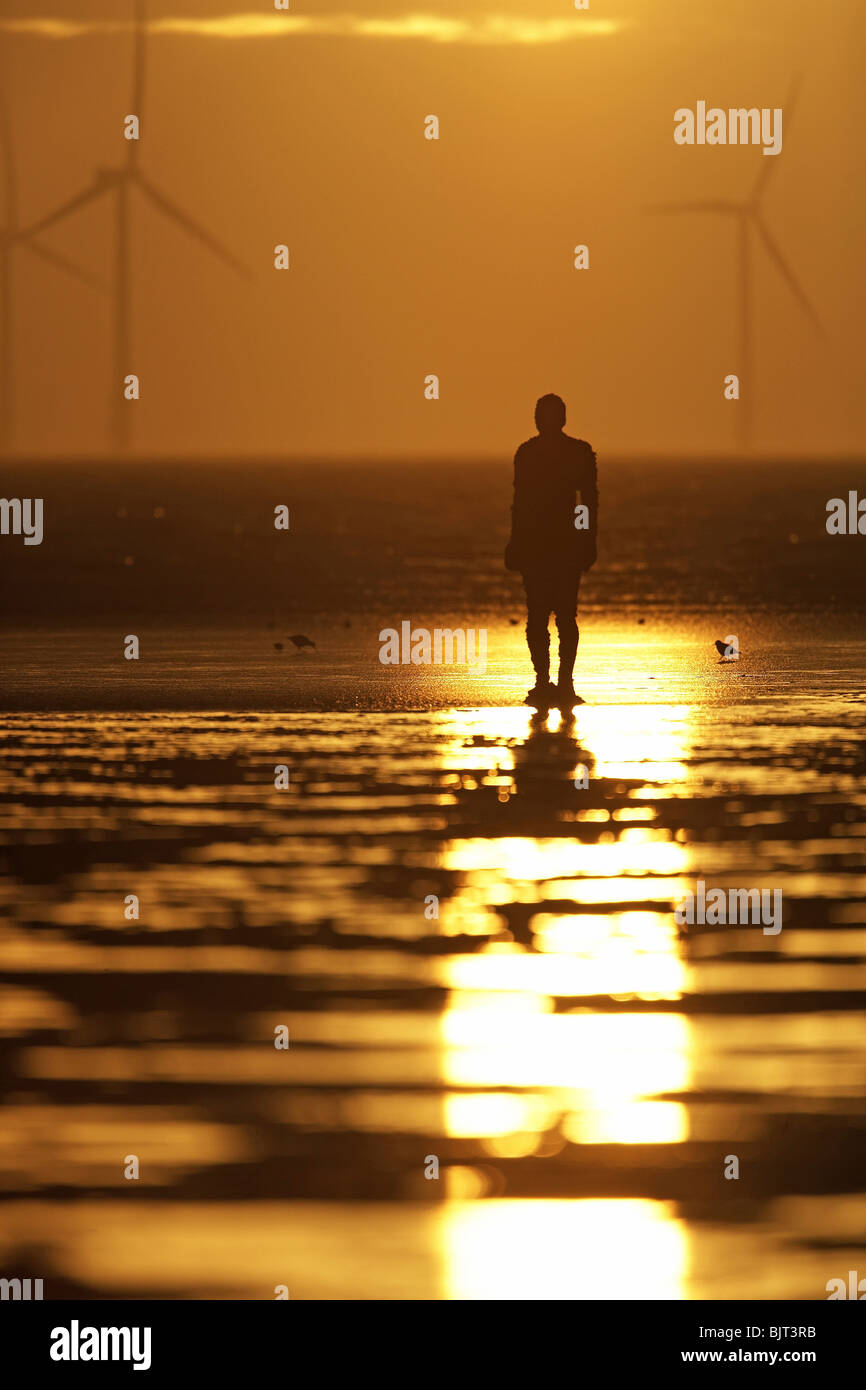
[
  {"xmin": 1, "ymin": 459, "xmax": 866, "ymax": 1298},
  {"xmin": 1, "ymin": 0, "xmax": 863, "ymax": 1313}
]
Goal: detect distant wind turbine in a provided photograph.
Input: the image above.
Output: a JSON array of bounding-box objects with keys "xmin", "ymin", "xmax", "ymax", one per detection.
[
  {"xmin": 0, "ymin": 58, "xmax": 103, "ymax": 452},
  {"xmin": 648, "ymin": 76, "xmax": 825, "ymax": 447},
  {"xmin": 16, "ymin": 0, "xmax": 248, "ymax": 452}
]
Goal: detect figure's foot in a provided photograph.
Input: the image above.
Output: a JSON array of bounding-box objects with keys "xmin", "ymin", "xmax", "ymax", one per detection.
[
  {"xmin": 555, "ymin": 680, "xmax": 585, "ymax": 708},
  {"xmin": 525, "ymin": 682, "xmax": 556, "ymax": 708}
]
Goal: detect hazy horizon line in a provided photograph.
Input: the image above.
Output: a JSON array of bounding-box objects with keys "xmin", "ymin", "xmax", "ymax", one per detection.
[{"xmin": 3, "ymin": 450, "xmax": 865, "ymax": 467}]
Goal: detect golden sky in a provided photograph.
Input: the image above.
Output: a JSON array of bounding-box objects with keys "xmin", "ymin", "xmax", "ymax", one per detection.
[{"xmin": 1, "ymin": 0, "xmax": 863, "ymax": 457}]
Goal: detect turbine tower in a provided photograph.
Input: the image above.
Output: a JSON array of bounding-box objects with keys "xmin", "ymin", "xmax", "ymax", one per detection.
[
  {"xmin": 649, "ymin": 76, "xmax": 824, "ymax": 448},
  {"xmin": 0, "ymin": 64, "xmax": 103, "ymax": 452},
  {"xmin": 17, "ymin": 0, "xmax": 247, "ymax": 452}
]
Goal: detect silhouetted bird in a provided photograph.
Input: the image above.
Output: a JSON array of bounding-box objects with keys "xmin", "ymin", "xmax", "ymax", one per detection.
[
  {"xmin": 715, "ymin": 639, "xmax": 736, "ymax": 658},
  {"xmin": 289, "ymin": 634, "xmax": 316, "ymax": 650}
]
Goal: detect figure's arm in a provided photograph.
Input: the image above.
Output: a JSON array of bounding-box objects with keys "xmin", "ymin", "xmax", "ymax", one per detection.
[
  {"xmin": 505, "ymin": 447, "xmax": 525, "ymax": 570},
  {"xmin": 509, "ymin": 449, "xmax": 522, "ymax": 538},
  {"xmin": 577, "ymin": 442, "xmax": 598, "ymax": 568},
  {"xmin": 584, "ymin": 444, "xmax": 598, "ymax": 537}
]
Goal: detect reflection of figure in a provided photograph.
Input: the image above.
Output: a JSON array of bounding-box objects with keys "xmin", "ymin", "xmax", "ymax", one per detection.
[
  {"xmin": 510, "ymin": 708, "xmax": 595, "ymax": 817},
  {"xmin": 505, "ymin": 395, "xmax": 598, "ymax": 709},
  {"xmin": 502, "ymin": 710, "xmax": 597, "ymax": 949}
]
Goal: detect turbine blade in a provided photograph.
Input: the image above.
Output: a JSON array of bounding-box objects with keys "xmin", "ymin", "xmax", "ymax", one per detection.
[
  {"xmin": 646, "ymin": 201, "xmax": 739, "ymax": 214},
  {"xmin": 18, "ymin": 179, "xmax": 107, "ymax": 240},
  {"xmin": 0, "ymin": 71, "xmax": 17, "ymax": 228},
  {"xmin": 136, "ymin": 173, "xmax": 249, "ymax": 276},
  {"xmin": 22, "ymin": 237, "xmax": 107, "ymax": 289},
  {"xmin": 753, "ymin": 215, "xmax": 825, "ymax": 335},
  {"xmin": 132, "ymin": 0, "xmax": 148, "ymax": 124},
  {"xmin": 751, "ymin": 72, "xmax": 803, "ymax": 206}
]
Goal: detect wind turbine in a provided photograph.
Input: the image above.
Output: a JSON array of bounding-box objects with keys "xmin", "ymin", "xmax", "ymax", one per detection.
[
  {"xmin": 16, "ymin": 0, "xmax": 248, "ymax": 452},
  {"xmin": 0, "ymin": 60, "xmax": 104, "ymax": 452},
  {"xmin": 649, "ymin": 76, "xmax": 824, "ymax": 447}
]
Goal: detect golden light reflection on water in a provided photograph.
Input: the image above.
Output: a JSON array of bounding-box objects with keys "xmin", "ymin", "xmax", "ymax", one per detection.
[
  {"xmin": 440, "ymin": 938, "xmax": 685, "ymax": 999},
  {"xmin": 5, "ymin": 687, "xmax": 864, "ymax": 1299},
  {"xmin": 444, "ymin": 835, "xmax": 688, "ymax": 880},
  {"xmin": 434, "ymin": 703, "xmax": 693, "ymax": 773},
  {"xmin": 433, "ymin": 702, "xmax": 698, "ymax": 1153},
  {"xmin": 441, "ymin": 1007, "xmax": 691, "ymax": 1141},
  {"xmin": 441, "ymin": 1199, "xmax": 687, "ymax": 1300}
]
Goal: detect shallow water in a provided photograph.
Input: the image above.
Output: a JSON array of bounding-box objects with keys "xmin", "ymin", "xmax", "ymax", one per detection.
[
  {"xmin": 2, "ymin": 457, "xmax": 865, "ymax": 1297},
  {"xmin": 2, "ymin": 669, "xmax": 865, "ymax": 1298}
]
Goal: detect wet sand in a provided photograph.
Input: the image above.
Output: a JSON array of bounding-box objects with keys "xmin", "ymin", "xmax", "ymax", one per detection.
[
  {"xmin": 2, "ymin": 458, "xmax": 865, "ymax": 1298},
  {"xmin": 2, "ymin": 612, "xmax": 865, "ymax": 709},
  {"xmin": 1, "ymin": 650, "xmax": 865, "ymax": 1298}
]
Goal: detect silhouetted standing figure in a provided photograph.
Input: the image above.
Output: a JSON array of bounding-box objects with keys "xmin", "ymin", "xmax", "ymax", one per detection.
[{"xmin": 505, "ymin": 394, "xmax": 598, "ymax": 707}]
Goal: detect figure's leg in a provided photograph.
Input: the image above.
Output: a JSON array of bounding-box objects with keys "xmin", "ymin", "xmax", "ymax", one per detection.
[
  {"xmin": 555, "ymin": 576, "xmax": 581, "ymax": 687},
  {"xmin": 523, "ymin": 573, "xmax": 551, "ymax": 685}
]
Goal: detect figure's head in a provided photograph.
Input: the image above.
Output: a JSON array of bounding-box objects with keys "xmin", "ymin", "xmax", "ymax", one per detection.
[{"xmin": 535, "ymin": 393, "xmax": 566, "ymax": 435}]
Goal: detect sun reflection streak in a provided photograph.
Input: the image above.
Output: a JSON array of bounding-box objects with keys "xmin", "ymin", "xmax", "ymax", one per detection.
[
  {"xmin": 441, "ymin": 1199, "xmax": 687, "ymax": 1300},
  {"xmin": 441, "ymin": 1006, "xmax": 690, "ymax": 1113},
  {"xmin": 435, "ymin": 700, "xmax": 698, "ymax": 1154}
]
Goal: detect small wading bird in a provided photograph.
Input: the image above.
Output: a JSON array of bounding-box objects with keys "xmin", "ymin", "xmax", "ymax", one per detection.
[
  {"xmin": 715, "ymin": 638, "xmax": 739, "ymax": 659},
  {"xmin": 288, "ymin": 634, "xmax": 316, "ymax": 651}
]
